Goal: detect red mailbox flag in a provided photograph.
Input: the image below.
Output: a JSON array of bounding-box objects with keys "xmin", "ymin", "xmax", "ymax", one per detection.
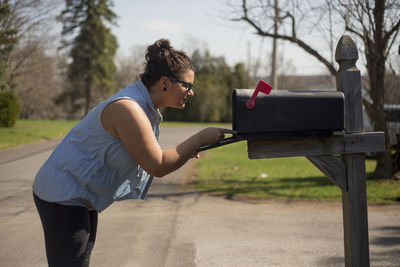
[{"xmin": 246, "ymin": 80, "xmax": 273, "ymax": 110}]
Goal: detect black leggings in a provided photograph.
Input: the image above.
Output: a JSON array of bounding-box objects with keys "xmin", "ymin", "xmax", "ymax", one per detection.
[{"xmin": 33, "ymin": 193, "xmax": 98, "ymax": 267}]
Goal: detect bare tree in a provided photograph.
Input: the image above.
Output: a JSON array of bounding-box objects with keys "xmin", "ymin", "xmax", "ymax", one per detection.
[
  {"xmin": 114, "ymin": 45, "xmax": 146, "ymax": 91},
  {"xmin": 3, "ymin": 0, "xmax": 63, "ymax": 83},
  {"xmin": 334, "ymin": 0, "xmax": 400, "ymax": 178},
  {"xmin": 229, "ymin": 0, "xmax": 400, "ymax": 178},
  {"xmin": 230, "ymin": 0, "xmax": 339, "ymax": 74},
  {"xmin": 1, "ymin": 0, "xmax": 65, "ymax": 119},
  {"xmin": 16, "ymin": 43, "xmax": 64, "ymax": 119}
]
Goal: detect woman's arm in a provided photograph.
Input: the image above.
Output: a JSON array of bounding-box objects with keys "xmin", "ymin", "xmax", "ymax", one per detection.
[{"xmin": 101, "ymin": 99, "xmax": 232, "ymax": 177}]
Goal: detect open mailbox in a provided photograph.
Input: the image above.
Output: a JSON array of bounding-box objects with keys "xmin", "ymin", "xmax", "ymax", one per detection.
[{"xmin": 199, "ymin": 84, "xmax": 345, "ymax": 151}]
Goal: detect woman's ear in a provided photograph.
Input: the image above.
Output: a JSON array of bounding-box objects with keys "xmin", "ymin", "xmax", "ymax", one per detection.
[
  {"xmin": 154, "ymin": 76, "xmax": 167, "ymax": 91},
  {"xmin": 159, "ymin": 76, "xmax": 169, "ymax": 90},
  {"xmin": 160, "ymin": 76, "xmax": 169, "ymax": 84}
]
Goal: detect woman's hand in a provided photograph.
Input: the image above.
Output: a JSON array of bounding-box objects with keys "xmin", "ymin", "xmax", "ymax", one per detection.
[
  {"xmin": 197, "ymin": 127, "xmax": 234, "ymax": 146},
  {"xmin": 190, "ymin": 127, "xmax": 234, "ymax": 158}
]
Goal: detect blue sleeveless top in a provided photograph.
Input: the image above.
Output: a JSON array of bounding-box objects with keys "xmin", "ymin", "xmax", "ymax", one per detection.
[{"xmin": 33, "ymin": 80, "xmax": 162, "ymax": 212}]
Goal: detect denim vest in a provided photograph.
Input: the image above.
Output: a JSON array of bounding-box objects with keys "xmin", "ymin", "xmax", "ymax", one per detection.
[{"xmin": 33, "ymin": 80, "xmax": 162, "ymax": 212}]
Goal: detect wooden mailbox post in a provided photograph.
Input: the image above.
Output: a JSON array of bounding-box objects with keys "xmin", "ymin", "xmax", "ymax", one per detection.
[{"xmin": 247, "ymin": 35, "xmax": 385, "ymax": 267}]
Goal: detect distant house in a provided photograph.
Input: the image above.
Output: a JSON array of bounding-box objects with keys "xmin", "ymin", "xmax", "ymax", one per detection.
[
  {"xmin": 363, "ymin": 104, "xmax": 400, "ymax": 148},
  {"xmin": 273, "ymin": 75, "xmax": 336, "ymax": 91}
]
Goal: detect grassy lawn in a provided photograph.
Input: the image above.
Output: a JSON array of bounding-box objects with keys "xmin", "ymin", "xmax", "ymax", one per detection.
[
  {"xmin": 188, "ymin": 141, "xmax": 400, "ymax": 205},
  {"xmin": 0, "ymin": 120, "xmax": 79, "ymax": 150}
]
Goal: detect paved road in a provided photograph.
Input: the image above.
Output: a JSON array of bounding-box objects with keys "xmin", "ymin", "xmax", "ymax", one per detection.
[{"xmin": 0, "ymin": 126, "xmax": 399, "ymax": 266}]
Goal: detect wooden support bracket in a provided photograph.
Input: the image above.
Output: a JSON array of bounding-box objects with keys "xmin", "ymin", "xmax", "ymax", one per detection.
[{"xmin": 306, "ymin": 155, "xmax": 347, "ymax": 190}]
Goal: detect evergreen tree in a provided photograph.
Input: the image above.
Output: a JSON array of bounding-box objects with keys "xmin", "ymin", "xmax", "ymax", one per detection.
[
  {"xmin": 0, "ymin": 1, "xmax": 18, "ymax": 92},
  {"xmin": 0, "ymin": 1, "xmax": 20, "ymax": 127},
  {"xmin": 58, "ymin": 0, "xmax": 118, "ymax": 116}
]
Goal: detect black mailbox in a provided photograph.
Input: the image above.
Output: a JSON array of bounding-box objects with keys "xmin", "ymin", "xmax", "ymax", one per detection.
[
  {"xmin": 198, "ymin": 88, "xmax": 345, "ymax": 151},
  {"xmin": 233, "ymin": 89, "xmax": 345, "ymax": 138}
]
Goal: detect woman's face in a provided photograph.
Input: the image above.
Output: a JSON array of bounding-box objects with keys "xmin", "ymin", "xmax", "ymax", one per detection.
[{"xmin": 167, "ymin": 70, "xmax": 195, "ymax": 109}]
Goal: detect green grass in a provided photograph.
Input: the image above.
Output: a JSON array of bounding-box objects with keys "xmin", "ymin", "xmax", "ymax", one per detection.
[
  {"xmin": 188, "ymin": 141, "xmax": 400, "ymax": 205},
  {"xmin": 0, "ymin": 119, "xmax": 78, "ymax": 150}
]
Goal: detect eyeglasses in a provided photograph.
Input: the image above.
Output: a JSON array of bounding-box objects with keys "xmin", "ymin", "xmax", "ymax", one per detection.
[{"xmin": 168, "ymin": 76, "xmax": 194, "ymax": 91}]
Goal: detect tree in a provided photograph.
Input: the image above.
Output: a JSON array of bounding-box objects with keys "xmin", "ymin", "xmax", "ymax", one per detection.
[
  {"xmin": 2, "ymin": 0, "xmax": 62, "ymax": 84},
  {"xmin": 16, "ymin": 43, "xmax": 64, "ymax": 119},
  {"xmin": 230, "ymin": 0, "xmax": 400, "ymax": 178},
  {"xmin": 0, "ymin": 1, "xmax": 20, "ymax": 127},
  {"xmin": 0, "ymin": 1, "xmax": 65, "ymax": 120},
  {"xmin": 335, "ymin": 0, "xmax": 400, "ymax": 178},
  {"xmin": 114, "ymin": 45, "xmax": 146, "ymax": 92},
  {"xmin": 58, "ymin": 0, "xmax": 118, "ymax": 116},
  {"xmin": 0, "ymin": 1, "xmax": 18, "ymax": 92}
]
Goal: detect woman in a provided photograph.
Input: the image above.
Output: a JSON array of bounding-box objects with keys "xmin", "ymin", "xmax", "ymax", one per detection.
[{"xmin": 33, "ymin": 39, "xmax": 232, "ymax": 267}]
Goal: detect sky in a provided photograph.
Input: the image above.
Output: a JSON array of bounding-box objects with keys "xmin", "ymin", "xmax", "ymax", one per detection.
[{"xmin": 110, "ymin": 0, "xmax": 334, "ymax": 76}]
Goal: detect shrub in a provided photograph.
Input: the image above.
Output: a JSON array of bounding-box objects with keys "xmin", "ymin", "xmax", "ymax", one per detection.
[{"xmin": 0, "ymin": 90, "xmax": 21, "ymax": 127}]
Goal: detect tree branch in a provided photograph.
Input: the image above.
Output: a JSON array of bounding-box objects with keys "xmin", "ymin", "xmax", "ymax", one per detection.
[
  {"xmin": 280, "ymin": 11, "xmax": 296, "ymax": 38},
  {"xmin": 386, "ymin": 27, "xmax": 400, "ymax": 59},
  {"xmin": 384, "ymin": 18, "xmax": 400, "ymax": 45},
  {"xmin": 363, "ymin": 0, "xmax": 375, "ymax": 34},
  {"xmin": 238, "ymin": 0, "xmax": 336, "ymax": 75},
  {"xmin": 386, "ymin": 57, "xmax": 397, "ymax": 74},
  {"xmin": 345, "ymin": 24, "xmax": 364, "ymax": 40},
  {"xmin": 243, "ymin": 19, "xmax": 336, "ymax": 74}
]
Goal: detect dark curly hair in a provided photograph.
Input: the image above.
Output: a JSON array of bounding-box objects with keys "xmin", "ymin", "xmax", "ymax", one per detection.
[{"xmin": 140, "ymin": 39, "xmax": 194, "ymax": 88}]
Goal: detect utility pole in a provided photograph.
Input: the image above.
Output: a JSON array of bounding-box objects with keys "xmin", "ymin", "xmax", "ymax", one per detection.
[
  {"xmin": 247, "ymin": 41, "xmax": 251, "ymax": 88},
  {"xmin": 271, "ymin": 0, "xmax": 279, "ymax": 89}
]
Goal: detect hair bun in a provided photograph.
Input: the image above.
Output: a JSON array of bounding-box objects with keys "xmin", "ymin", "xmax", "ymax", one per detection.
[
  {"xmin": 140, "ymin": 38, "xmax": 194, "ymax": 88},
  {"xmin": 145, "ymin": 38, "xmax": 172, "ymax": 63},
  {"xmin": 157, "ymin": 39, "xmax": 171, "ymax": 50}
]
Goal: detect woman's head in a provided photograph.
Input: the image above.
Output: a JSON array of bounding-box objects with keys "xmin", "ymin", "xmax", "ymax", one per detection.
[{"xmin": 140, "ymin": 39, "xmax": 194, "ymax": 89}]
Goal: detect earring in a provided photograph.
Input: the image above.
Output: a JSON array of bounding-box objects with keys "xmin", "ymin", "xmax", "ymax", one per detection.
[{"xmin": 163, "ymin": 87, "xmax": 167, "ymax": 91}]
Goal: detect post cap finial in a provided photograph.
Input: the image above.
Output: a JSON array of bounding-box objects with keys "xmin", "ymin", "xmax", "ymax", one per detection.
[{"xmin": 335, "ymin": 35, "xmax": 358, "ymax": 63}]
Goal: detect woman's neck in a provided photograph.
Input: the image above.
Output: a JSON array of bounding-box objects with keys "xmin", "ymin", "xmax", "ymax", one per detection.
[{"xmin": 148, "ymin": 84, "xmax": 164, "ymax": 109}]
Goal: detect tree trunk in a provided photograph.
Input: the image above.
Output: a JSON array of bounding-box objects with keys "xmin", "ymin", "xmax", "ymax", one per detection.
[
  {"xmin": 364, "ymin": 43, "xmax": 393, "ymax": 178},
  {"xmin": 84, "ymin": 77, "xmax": 91, "ymax": 116},
  {"xmin": 368, "ymin": 0, "xmax": 394, "ymax": 178},
  {"xmin": 371, "ymin": 72, "xmax": 393, "ymax": 178}
]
